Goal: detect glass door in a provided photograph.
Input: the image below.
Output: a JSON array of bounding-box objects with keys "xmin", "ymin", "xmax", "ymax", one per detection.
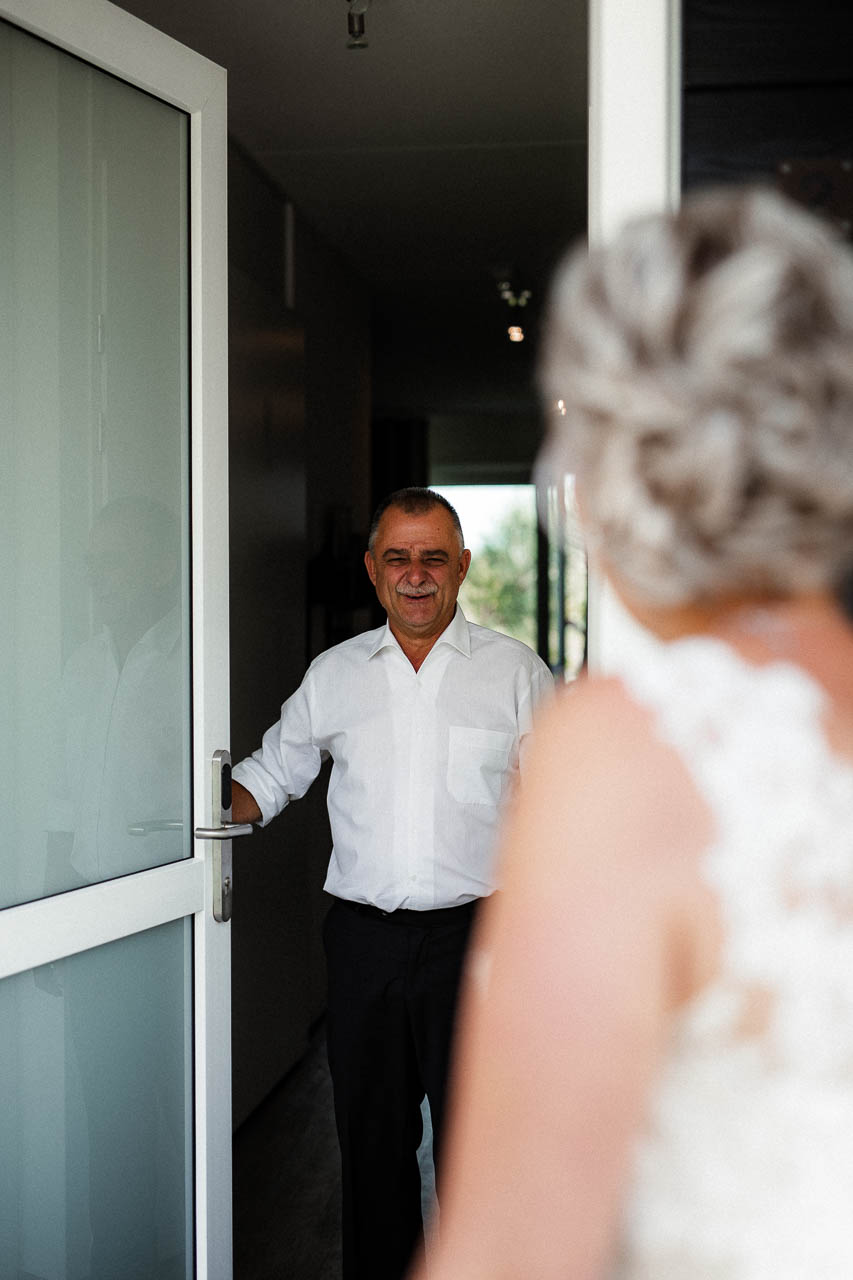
[{"xmin": 0, "ymin": 3, "xmax": 231, "ymax": 1277}]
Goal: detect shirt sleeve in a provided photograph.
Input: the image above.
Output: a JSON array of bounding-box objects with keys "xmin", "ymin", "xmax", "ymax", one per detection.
[
  {"xmin": 231, "ymin": 674, "xmax": 326, "ymax": 827},
  {"xmin": 518, "ymin": 656, "xmax": 556, "ymax": 777}
]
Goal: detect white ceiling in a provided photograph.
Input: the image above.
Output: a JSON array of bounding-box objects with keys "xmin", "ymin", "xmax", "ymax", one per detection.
[{"xmin": 114, "ymin": 0, "xmax": 589, "ymax": 298}]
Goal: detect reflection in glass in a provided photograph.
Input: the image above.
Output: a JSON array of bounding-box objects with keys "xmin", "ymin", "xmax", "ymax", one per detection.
[
  {"xmin": 0, "ymin": 920, "xmax": 193, "ymax": 1280},
  {"xmin": 47, "ymin": 499, "xmax": 186, "ymax": 893},
  {"xmin": 0, "ymin": 20, "xmax": 190, "ymax": 909}
]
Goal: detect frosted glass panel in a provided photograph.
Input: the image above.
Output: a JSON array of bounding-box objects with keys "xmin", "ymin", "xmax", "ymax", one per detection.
[
  {"xmin": 0, "ymin": 920, "xmax": 193, "ymax": 1280},
  {"xmin": 0, "ymin": 21, "xmax": 191, "ymax": 908}
]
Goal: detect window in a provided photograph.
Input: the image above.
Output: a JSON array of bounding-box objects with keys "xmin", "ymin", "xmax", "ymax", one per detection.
[{"xmin": 434, "ymin": 482, "xmax": 586, "ymax": 679}]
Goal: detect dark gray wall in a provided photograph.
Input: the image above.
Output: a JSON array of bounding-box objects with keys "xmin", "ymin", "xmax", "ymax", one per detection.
[
  {"xmin": 296, "ymin": 216, "xmax": 375, "ymax": 657},
  {"xmin": 428, "ymin": 413, "xmax": 543, "ymax": 486},
  {"xmin": 227, "ymin": 142, "xmax": 372, "ymax": 1128},
  {"xmin": 683, "ymin": 0, "xmax": 853, "ymax": 235}
]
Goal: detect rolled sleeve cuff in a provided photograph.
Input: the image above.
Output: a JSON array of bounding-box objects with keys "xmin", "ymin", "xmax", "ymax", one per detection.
[{"xmin": 231, "ymin": 758, "xmax": 287, "ymax": 828}]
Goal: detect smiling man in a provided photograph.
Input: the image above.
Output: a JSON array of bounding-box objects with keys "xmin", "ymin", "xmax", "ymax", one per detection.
[
  {"xmin": 365, "ymin": 497, "xmax": 472, "ymax": 666},
  {"xmin": 231, "ymin": 487, "xmax": 552, "ymax": 1280}
]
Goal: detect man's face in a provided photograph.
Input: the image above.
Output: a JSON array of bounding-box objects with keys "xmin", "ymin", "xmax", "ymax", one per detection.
[
  {"xmin": 87, "ymin": 511, "xmax": 174, "ymax": 633},
  {"xmin": 87, "ymin": 520, "xmax": 151, "ymax": 629},
  {"xmin": 365, "ymin": 505, "xmax": 471, "ymax": 647}
]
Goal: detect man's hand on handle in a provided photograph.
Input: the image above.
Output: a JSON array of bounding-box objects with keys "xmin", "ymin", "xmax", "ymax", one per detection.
[{"xmin": 231, "ymin": 779, "xmax": 261, "ymax": 825}]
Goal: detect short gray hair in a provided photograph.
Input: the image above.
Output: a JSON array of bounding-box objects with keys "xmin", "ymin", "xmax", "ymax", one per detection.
[
  {"xmin": 367, "ymin": 487, "xmax": 465, "ymax": 553},
  {"xmin": 538, "ymin": 186, "xmax": 853, "ymax": 605}
]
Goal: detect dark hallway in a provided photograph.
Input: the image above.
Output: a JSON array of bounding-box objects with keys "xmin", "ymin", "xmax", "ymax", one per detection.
[
  {"xmin": 233, "ymin": 1022, "xmax": 438, "ymax": 1280},
  {"xmin": 233, "ymin": 1026, "xmax": 341, "ymax": 1280}
]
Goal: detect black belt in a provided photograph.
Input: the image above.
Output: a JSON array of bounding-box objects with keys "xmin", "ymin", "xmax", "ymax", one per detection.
[{"xmin": 334, "ymin": 897, "xmax": 479, "ymax": 928}]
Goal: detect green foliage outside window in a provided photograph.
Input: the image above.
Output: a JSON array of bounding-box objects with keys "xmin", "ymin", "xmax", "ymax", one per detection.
[{"xmin": 460, "ymin": 503, "xmax": 537, "ymax": 650}]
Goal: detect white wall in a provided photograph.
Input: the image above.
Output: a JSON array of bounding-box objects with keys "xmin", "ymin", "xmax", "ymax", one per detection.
[{"xmin": 586, "ymin": 0, "xmax": 681, "ymax": 672}]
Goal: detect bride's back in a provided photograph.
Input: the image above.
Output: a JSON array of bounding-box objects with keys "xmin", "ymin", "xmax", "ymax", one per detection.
[
  {"xmin": 615, "ymin": 616, "xmax": 853, "ymax": 1277},
  {"xmin": 540, "ymin": 186, "xmax": 853, "ymax": 1277}
]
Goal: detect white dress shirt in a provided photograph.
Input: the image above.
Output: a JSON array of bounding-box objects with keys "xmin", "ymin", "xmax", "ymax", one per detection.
[{"xmin": 232, "ymin": 607, "xmax": 553, "ymax": 911}]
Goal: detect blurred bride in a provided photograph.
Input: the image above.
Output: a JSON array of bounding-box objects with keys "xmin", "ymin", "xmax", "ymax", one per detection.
[{"xmin": 415, "ymin": 187, "xmax": 853, "ymax": 1278}]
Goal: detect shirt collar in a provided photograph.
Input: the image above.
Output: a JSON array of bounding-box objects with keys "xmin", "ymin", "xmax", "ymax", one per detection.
[{"xmin": 367, "ymin": 604, "xmax": 472, "ymax": 660}]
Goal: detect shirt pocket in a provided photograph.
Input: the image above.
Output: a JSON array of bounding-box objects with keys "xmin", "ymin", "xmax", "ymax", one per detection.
[{"xmin": 447, "ymin": 726, "xmax": 513, "ymax": 806}]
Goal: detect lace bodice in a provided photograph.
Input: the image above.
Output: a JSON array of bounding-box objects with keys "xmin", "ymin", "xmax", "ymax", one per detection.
[{"xmin": 613, "ymin": 635, "xmax": 853, "ymax": 1279}]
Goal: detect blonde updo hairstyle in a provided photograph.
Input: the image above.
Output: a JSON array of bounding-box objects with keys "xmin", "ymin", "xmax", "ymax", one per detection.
[{"xmin": 538, "ymin": 187, "xmax": 853, "ymax": 606}]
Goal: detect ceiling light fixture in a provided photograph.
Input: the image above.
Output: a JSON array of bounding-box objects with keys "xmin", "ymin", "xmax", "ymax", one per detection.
[
  {"xmin": 497, "ymin": 280, "xmax": 532, "ymax": 309},
  {"xmin": 493, "ymin": 269, "xmax": 532, "ymax": 343},
  {"xmin": 346, "ymin": 0, "xmax": 369, "ymax": 49}
]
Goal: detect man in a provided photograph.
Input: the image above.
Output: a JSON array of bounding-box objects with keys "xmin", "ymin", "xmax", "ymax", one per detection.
[
  {"xmin": 48, "ymin": 496, "xmax": 185, "ymax": 891},
  {"xmin": 231, "ymin": 487, "xmax": 553, "ymax": 1279}
]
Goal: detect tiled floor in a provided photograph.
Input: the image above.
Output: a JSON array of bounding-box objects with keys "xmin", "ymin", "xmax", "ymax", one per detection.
[{"xmin": 232, "ymin": 1022, "xmax": 437, "ymax": 1280}]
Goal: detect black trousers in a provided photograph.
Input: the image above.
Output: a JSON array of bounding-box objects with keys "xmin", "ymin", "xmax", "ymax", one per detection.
[{"xmin": 323, "ymin": 896, "xmax": 478, "ymax": 1280}]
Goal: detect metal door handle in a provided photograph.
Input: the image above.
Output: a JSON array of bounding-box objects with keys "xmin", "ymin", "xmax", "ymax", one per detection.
[
  {"xmin": 193, "ymin": 823, "xmax": 254, "ymax": 840},
  {"xmin": 198, "ymin": 749, "xmax": 252, "ymax": 922}
]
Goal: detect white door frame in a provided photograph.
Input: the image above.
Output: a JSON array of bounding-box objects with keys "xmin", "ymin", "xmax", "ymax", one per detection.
[
  {"xmin": 0, "ymin": 1, "xmax": 232, "ymax": 1275},
  {"xmin": 586, "ymin": 0, "xmax": 682, "ymax": 671}
]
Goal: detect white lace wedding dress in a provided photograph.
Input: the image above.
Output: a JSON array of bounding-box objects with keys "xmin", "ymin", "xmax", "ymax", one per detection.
[{"xmin": 612, "ymin": 634, "xmax": 853, "ymax": 1279}]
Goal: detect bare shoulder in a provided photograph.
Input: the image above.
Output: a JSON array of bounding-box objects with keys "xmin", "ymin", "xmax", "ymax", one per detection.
[
  {"xmin": 530, "ymin": 673, "xmax": 657, "ymax": 755},
  {"xmin": 494, "ymin": 674, "xmax": 718, "ymax": 1005},
  {"xmin": 521, "ymin": 674, "xmax": 711, "ymax": 860}
]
